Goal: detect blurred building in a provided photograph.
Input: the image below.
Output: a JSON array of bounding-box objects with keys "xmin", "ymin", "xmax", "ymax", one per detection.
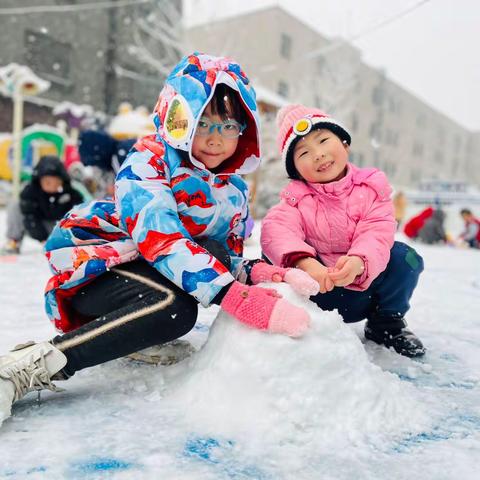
[
  {"xmin": 0, "ymin": 0, "xmax": 183, "ymax": 130},
  {"xmin": 186, "ymin": 6, "xmax": 479, "ymax": 189}
]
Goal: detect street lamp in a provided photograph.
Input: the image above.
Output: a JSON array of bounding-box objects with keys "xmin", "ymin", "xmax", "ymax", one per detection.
[{"xmin": 0, "ymin": 63, "xmax": 50, "ymax": 199}]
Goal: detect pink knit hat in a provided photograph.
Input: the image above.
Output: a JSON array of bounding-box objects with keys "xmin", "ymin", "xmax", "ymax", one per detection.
[{"xmin": 276, "ymin": 104, "xmax": 351, "ymax": 179}]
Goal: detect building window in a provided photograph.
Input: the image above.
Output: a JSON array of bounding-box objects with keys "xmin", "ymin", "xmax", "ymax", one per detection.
[
  {"xmin": 24, "ymin": 29, "xmax": 72, "ymax": 87},
  {"xmin": 410, "ymin": 169, "xmax": 419, "ymax": 183},
  {"xmin": 436, "ymin": 126, "xmax": 445, "ymax": 145},
  {"xmin": 386, "ymin": 130, "xmax": 398, "ymax": 146},
  {"xmin": 389, "ymin": 163, "xmax": 397, "ymax": 178},
  {"xmin": 278, "ymin": 80, "xmax": 289, "ymax": 98},
  {"xmin": 280, "ymin": 33, "xmax": 292, "ymax": 59},
  {"xmin": 455, "ymin": 134, "xmax": 462, "ymax": 149},
  {"xmin": 416, "ymin": 114, "xmax": 426, "ymax": 127},
  {"xmin": 369, "ymin": 122, "xmax": 381, "ymax": 140},
  {"xmin": 371, "ymin": 86, "xmax": 384, "ymax": 106},
  {"xmin": 351, "ymin": 112, "xmax": 359, "ymax": 132},
  {"xmin": 388, "ymin": 97, "xmax": 396, "ymax": 113},
  {"xmin": 412, "ymin": 141, "xmax": 424, "ymax": 156},
  {"xmin": 316, "ymin": 55, "xmax": 326, "ymax": 73}
]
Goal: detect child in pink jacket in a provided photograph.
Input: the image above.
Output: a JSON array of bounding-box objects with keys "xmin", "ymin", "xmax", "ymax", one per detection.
[{"xmin": 261, "ymin": 104, "xmax": 426, "ymax": 358}]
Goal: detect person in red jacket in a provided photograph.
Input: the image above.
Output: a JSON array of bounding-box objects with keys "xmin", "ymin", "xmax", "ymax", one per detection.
[
  {"xmin": 403, "ymin": 206, "xmax": 434, "ymax": 239},
  {"xmin": 459, "ymin": 208, "xmax": 480, "ymax": 248}
]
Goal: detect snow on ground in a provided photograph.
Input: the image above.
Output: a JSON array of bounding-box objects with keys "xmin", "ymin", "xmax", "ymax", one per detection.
[{"xmin": 0, "ymin": 206, "xmax": 479, "ymax": 479}]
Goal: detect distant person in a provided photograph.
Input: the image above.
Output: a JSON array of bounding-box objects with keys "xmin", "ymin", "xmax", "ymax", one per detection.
[
  {"xmin": 417, "ymin": 209, "xmax": 448, "ymax": 245},
  {"xmin": 78, "ymin": 129, "xmax": 135, "ymax": 199},
  {"xmin": 393, "ymin": 191, "xmax": 408, "ymax": 229},
  {"xmin": 403, "ymin": 206, "xmax": 434, "ymax": 239},
  {"xmin": 459, "ymin": 208, "xmax": 480, "ymax": 248},
  {"xmin": 2, "ymin": 156, "xmax": 84, "ymax": 254},
  {"xmin": 81, "ymin": 166, "xmax": 116, "ymax": 200},
  {"xmin": 262, "ymin": 104, "xmax": 426, "ymax": 359},
  {"xmin": 65, "ymin": 162, "xmax": 93, "ymax": 202}
]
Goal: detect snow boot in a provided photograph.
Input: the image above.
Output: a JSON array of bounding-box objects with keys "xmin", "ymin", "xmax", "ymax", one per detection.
[
  {"xmin": 365, "ymin": 314, "xmax": 426, "ymax": 358},
  {"xmin": 0, "ymin": 341, "xmax": 67, "ymax": 425},
  {"xmin": 127, "ymin": 340, "xmax": 196, "ymax": 366}
]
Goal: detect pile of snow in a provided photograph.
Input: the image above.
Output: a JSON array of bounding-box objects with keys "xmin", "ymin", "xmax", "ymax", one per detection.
[{"xmin": 167, "ymin": 283, "xmax": 432, "ymax": 457}]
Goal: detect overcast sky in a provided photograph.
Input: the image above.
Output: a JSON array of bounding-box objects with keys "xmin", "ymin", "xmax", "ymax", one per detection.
[{"xmin": 184, "ymin": 0, "xmax": 479, "ymax": 131}]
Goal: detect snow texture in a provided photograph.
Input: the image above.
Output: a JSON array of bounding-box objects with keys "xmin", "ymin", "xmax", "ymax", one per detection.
[{"xmin": 0, "ymin": 207, "xmax": 479, "ymax": 479}]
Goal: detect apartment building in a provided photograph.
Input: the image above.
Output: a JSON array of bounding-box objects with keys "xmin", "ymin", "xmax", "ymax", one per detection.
[
  {"xmin": 0, "ymin": 0, "xmax": 183, "ymax": 129},
  {"xmin": 186, "ymin": 6, "xmax": 479, "ymax": 189}
]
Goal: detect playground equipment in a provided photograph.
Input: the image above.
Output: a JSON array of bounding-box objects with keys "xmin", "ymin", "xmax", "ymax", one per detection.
[
  {"xmin": 0, "ymin": 125, "xmax": 66, "ymax": 181},
  {"xmin": 0, "ymin": 63, "xmax": 50, "ymax": 198},
  {"xmin": 0, "ymin": 134, "xmax": 13, "ymax": 181},
  {"xmin": 21, "ymin": 125, "xmax": 67, "ymax": 176}
]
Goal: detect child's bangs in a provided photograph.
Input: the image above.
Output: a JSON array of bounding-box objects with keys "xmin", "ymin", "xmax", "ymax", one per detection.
[{"xmin": 209, "ymin": 84, "xmax": 246, "ymax": 123}]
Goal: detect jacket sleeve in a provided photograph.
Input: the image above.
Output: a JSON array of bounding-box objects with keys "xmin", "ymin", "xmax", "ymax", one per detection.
[
  {"xmin": 261, "ymin": 200, "xmax": 317, "ymax": 267},
  {"xmin": 19, "ymin": 184, "xmax": 50, "ymax": 242},
  {"xmin": 226, "ymin": 198, "xmax": 250, "ymax": 278},
  {"xmin": 115, "ymin": 150, "xmax": 235, "ymax": 307},
  {"xmin": 347, "ymin": 174, "xmax": 396, "ymax": 291},
  {"xmin": 462, "ymin": 222, "xmax": 480, "ymax": 241}
]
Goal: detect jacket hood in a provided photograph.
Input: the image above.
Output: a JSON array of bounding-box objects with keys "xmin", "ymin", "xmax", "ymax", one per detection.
[
  {"xmin": 32, "ymin": 156, "xmax": 70, "ymax": 184},
  {"xmin": 152, "ymin": 52, "xmax": 261, "ymax": 175},
  {"xmin": 281, "ymin": 164, "xmax": 387, "ymax": 206}
]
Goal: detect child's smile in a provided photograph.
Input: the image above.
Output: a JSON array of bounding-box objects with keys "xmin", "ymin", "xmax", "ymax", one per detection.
[{"xmin": 316, "ymin": 160, "xmax": 335, "ymax": 172}]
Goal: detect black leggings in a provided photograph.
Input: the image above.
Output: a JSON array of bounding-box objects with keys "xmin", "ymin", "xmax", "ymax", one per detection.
[{"xmin": 52, "ymin": 240, "xmax": 231, "ymax": 376}]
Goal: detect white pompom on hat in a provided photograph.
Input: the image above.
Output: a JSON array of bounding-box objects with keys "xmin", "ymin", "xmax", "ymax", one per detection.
[{"xmin": 276, "ymin": 104, "xmax": 351, "ymax": 179}]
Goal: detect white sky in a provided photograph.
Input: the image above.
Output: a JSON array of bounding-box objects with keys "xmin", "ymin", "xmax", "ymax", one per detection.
[{"xmin": 183, "ymin": 0, "xmax": 480, "ymax": 131}]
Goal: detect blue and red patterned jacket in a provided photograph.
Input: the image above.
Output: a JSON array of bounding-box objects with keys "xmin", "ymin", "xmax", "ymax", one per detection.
[{"xmin": 44, "ymin": 53, "xmax": 261, "ymax": 333}]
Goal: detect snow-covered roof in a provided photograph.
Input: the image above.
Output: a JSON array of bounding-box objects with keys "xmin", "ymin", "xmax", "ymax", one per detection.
[
  {"xmin": 254, "ymin": 84, "xmax": 288, "ymax": 108},
  {"xmin": 0, "ymin": 63, "xmax": 50, "ymax": 96},
  {"xmin": 53, "ymin": 102, "xmax": 93, "ymax": 118},
  {"xmin": 108, "ymin": 111, "xmax": 156, "ymax": 138}
]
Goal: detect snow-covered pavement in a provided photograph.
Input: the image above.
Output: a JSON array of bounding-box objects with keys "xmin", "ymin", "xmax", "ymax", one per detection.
[{"xmin": 0, "ymin": 208, "xmax": 479, "ymax": 479}]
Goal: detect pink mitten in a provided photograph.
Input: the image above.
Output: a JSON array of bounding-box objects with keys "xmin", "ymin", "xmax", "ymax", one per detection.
[
  {"xmin": 250, "ymin": 262, "xmax": 319, "ymax": 297},
  {"xmin": 221, "ymin": 281, "xmax": 310, "ymax": 337},
  {"xmin": 283, "ymin": 269, "xmax": 320, "ymax": 296}
]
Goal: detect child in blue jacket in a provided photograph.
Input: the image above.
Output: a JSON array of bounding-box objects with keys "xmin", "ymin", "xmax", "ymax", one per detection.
[{"xmin": 0, "ymin": 53, "xmax": 319, "ymax": 425}]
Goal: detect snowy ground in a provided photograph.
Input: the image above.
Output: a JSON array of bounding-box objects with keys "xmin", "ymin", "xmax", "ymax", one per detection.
[{"xmin": 0, "ymin": 206, "xmax": 479, "ymax": 479}]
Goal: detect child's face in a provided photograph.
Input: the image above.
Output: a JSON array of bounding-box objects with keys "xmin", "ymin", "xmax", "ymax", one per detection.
[
  {"xmin": 191, "ymin": 103, "xmax": 240, "ymax": 170},
  {"xmin": 293, "ymin": 129, "xmax": 349, "ymax": 183},
  {"xmin": 40, "ymin": 175, "xmax": 64, "ymax": 194}
]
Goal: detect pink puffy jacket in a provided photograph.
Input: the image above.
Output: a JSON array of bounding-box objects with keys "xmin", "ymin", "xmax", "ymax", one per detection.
[{"xmin": 261, "ymin": 164, "xmax": 396, "ymax": 291}]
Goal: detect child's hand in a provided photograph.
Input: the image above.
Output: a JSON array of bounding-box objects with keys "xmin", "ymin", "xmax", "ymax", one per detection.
[
  {"xmin": 295, "ymin": 257, "xmax": 334, "ymax": 294},
  {"xmin": 250, "ymin": 262, "xmax": 320, "ymax": 296},
  {"xmin": 328, "ymin": 255, "xmax": 365, "ymax": 287},
  {"xmin": 221, "ymin": 281, "xmax": 310, "ymax": 337}
]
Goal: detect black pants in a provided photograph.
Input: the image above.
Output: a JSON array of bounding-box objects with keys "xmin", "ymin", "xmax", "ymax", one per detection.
[{"xmin": 52, "ymin": 240, "xmax": 231, "ymax": 376}]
